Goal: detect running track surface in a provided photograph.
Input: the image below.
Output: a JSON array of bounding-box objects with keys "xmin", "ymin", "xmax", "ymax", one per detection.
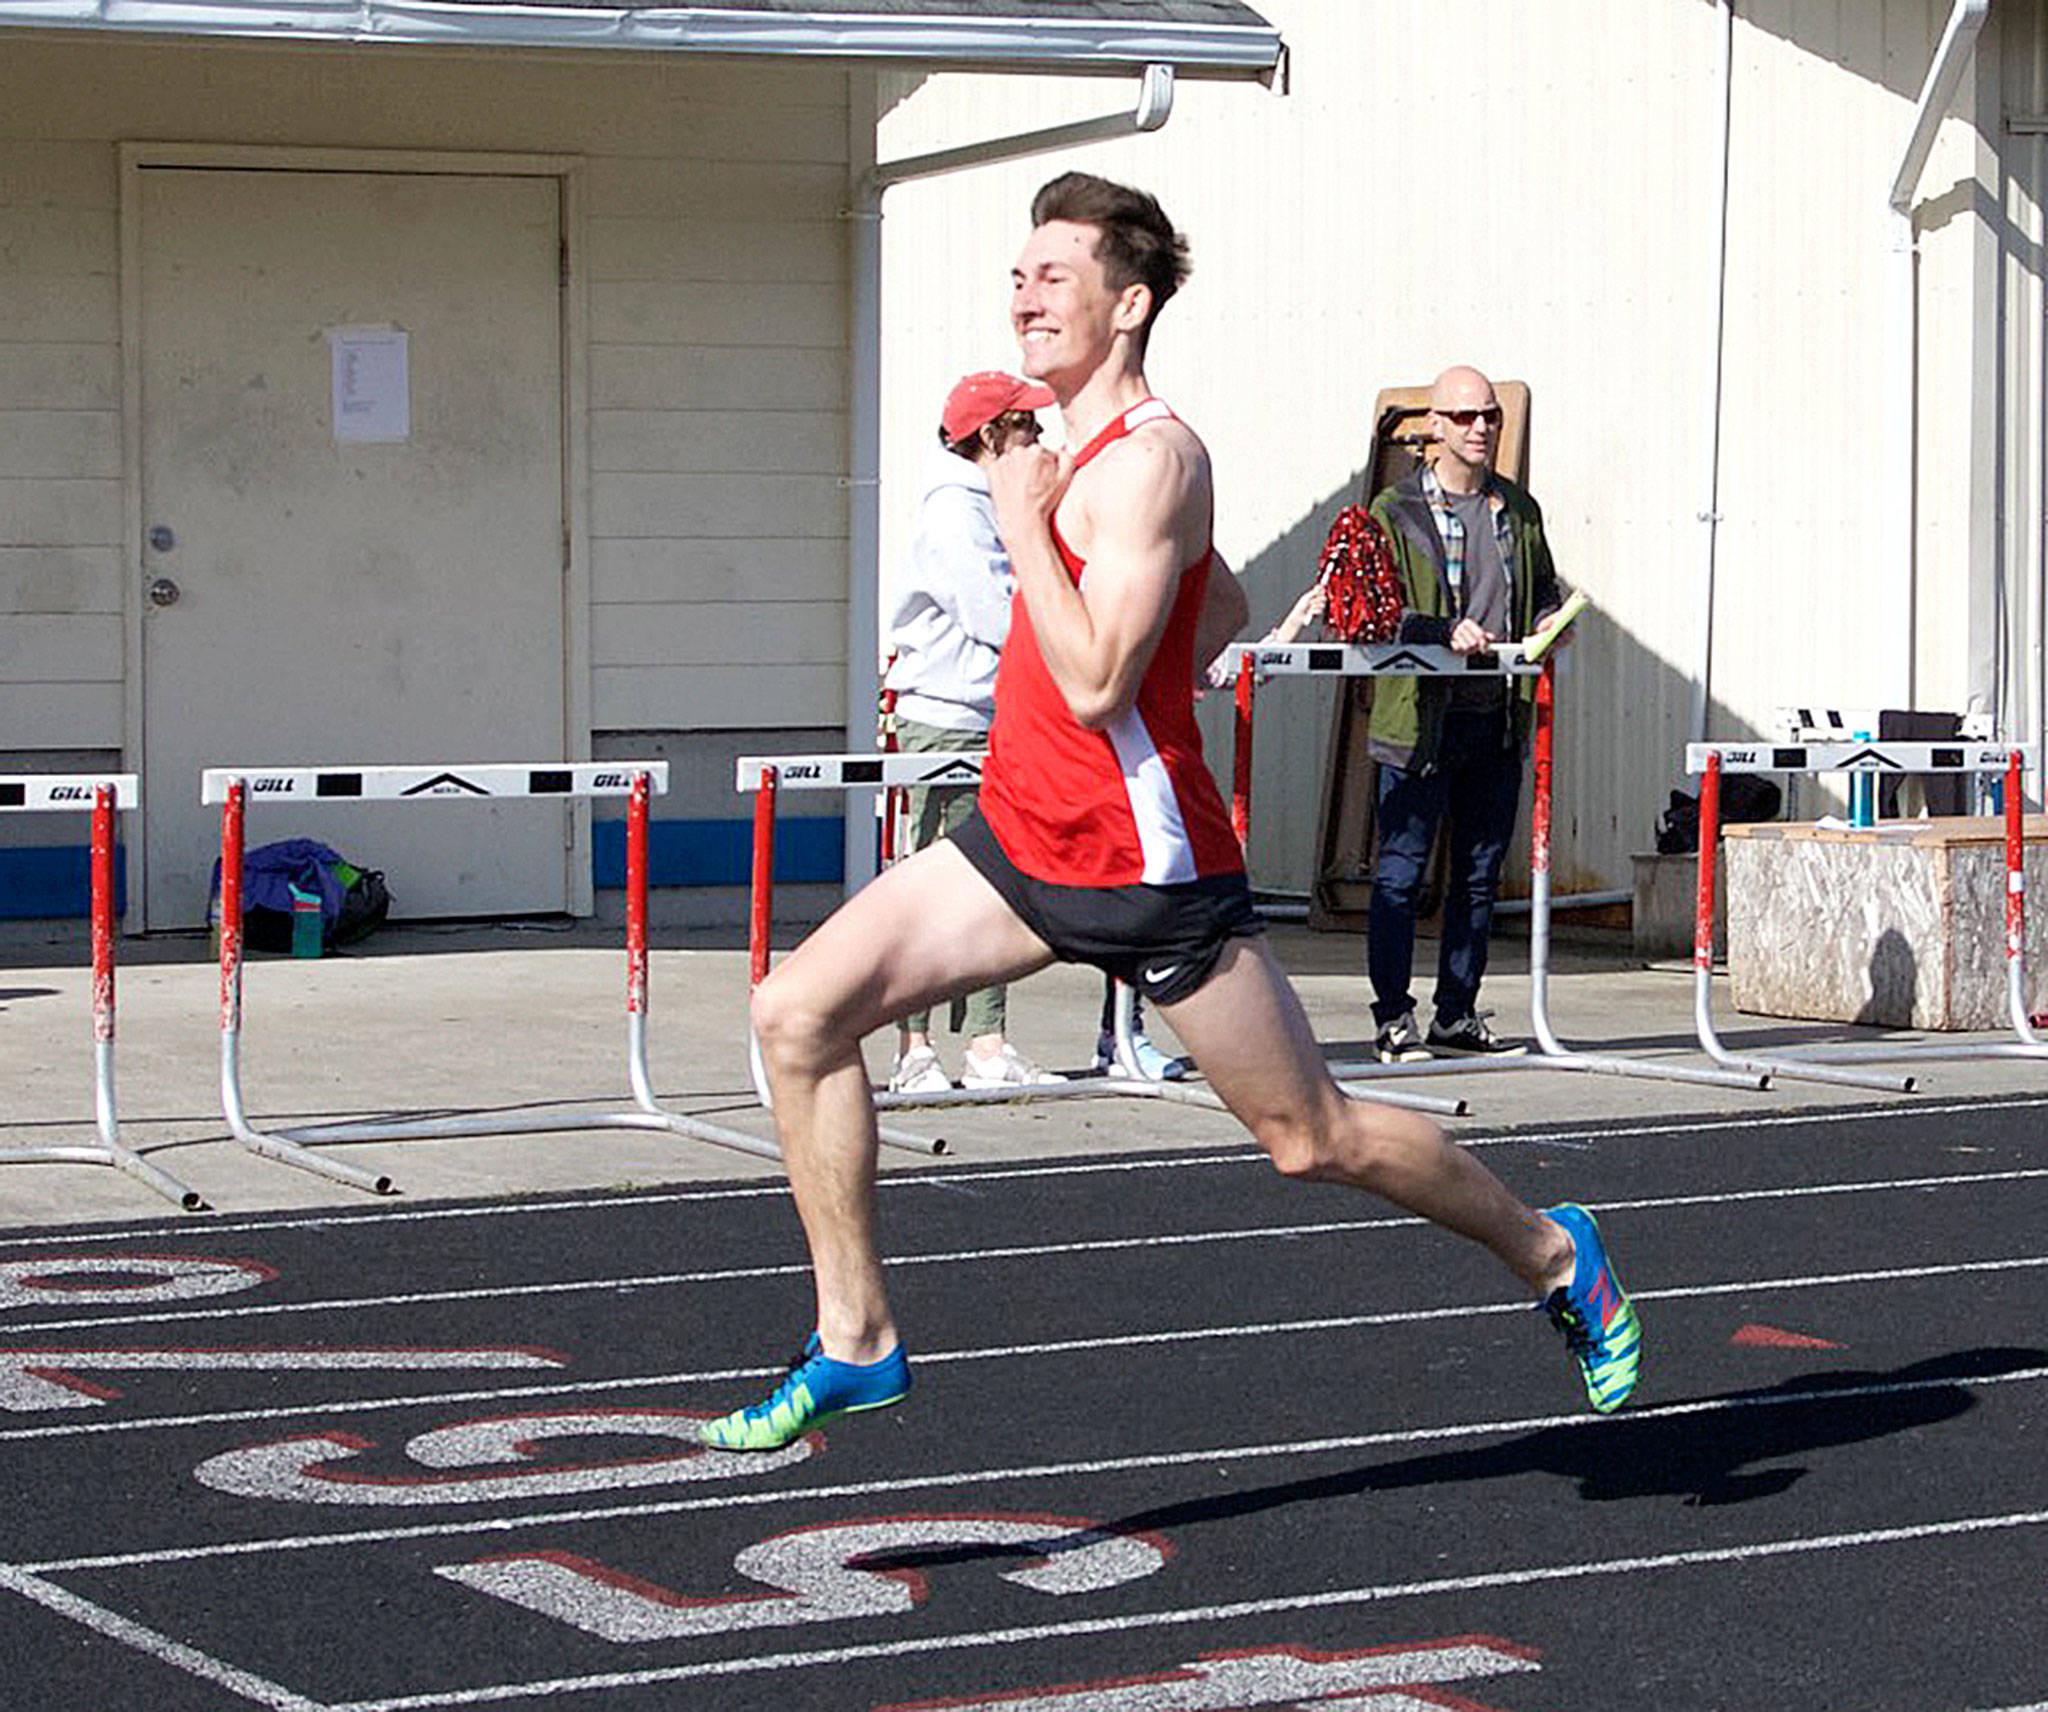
[{"xmin": 2, "ymin": 1094, "xmax": 2046, "ymax": 1712}]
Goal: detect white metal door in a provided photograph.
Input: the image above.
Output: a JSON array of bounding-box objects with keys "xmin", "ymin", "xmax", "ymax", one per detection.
[{"xmin": 137, "ymin": 166, "xmax": 567, "ymax": 928}]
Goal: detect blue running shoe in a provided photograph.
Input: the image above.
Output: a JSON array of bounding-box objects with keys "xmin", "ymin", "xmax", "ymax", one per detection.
[
  {"xmin": 1539, "ymin": 1203, "xmax": 1641, "ymax": 1413},
  {"xmin": 700, "ymin": 1338, "xmax": 911, "ymax": 1452}
]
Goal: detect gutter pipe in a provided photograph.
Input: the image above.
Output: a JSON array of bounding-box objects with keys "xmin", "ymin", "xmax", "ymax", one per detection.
[
  {"xmin": 1687, "ymin": 1, "xmax": 1736, "ymax": 749},
  {"xmin": 1886, "ymin": 0, "xmax": 1991, "ymax": 713},
  {"xmin": 1691, "ymin": 0, "xmax": 1735, "ymax": 745},
  {"xmin": 0, "ymin": 1, "xmax": 1283, "ymax": 71},
  {"xmin": 842, "ymin": 62, "xmax": 1180, "ymax": 891}
]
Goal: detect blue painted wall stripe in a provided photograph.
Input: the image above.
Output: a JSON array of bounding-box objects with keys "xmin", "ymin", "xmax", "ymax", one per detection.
[
  {"xmin": 0, "ymin": 846, "xmax": 128, "ymax": 919},
  {"xmin": 591, "ymin": 815, "xmax": 844, "ymax": 890},
  {"xmin": 0, "ymin": 819, "xmax": 835, "ymax": 918}
]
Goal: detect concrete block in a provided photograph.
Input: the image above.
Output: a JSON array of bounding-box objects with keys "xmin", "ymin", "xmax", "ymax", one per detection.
[{"xmin": 1632, "ymin": 851, "xmax": 1722, "ymax": 962}]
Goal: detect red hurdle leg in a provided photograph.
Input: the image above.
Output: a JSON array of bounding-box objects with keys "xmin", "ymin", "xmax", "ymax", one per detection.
[
  {"xmin": 626, "ymin": 772, "xmax": 649, "ymax": 1017},
  {"xmin": 219, "ymin": 778, "xmax": 245, "ymax": 1037},
  {"xmin": 2004, "ymin": 749, "xmax": 2024, "ymax": 958},
  {"xmin": 1531, "ymin": 661, "xmax": 1554, "ymax": 882},
  {"xmin": 65, "ymin": 778, "xmax": 203, "ymax": 1211},
  {"xmin": 90, "ymin": 783, "xmax": 115, "ymax": 1049},
  {"xmin": 1232, "ymin": 651, "xmax": 1255, "ymax": 851},
  {"xmin": 749, "ymin": 766, "xmax": 779, "ymax": 989},
  {"xmin": 1694, "ymin": 750, "xmax": 1723, "ymax": 975}
]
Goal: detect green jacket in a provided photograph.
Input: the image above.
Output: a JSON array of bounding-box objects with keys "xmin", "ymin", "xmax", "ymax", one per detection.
[{"xmin": 1365, "ymin": 467, "xmax": 1565, "ymax": 771}]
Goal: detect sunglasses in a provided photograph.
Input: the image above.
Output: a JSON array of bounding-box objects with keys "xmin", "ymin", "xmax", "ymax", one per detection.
[
  {"xmin": 984, "ymin": 411, "xmax": 1043, "ymax": 439},
  {"xmin": 1436, "ymin": 406, "xmax": 1503, "ymax": 428}
]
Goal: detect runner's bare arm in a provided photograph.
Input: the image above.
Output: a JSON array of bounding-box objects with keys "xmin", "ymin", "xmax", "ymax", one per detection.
[
  {"xmin": 991, "ymin": 430, "xmax": 1204, "ymax": 729},
  {"xmin": 1191, "ymin": 550, "xmax": 1248, "ymax": 672}
]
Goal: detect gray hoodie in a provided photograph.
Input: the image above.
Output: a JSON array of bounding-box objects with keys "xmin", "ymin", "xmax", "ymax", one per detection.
[{"xmin": 883, "ymin": 443, "xmax": 1018, "ymax": 732}]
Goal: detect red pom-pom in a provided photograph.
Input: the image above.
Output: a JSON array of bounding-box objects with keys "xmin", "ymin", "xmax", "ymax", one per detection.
[{"xmin": 1316, "ymin": 506, "xmax": 1403, "ymax": 643}]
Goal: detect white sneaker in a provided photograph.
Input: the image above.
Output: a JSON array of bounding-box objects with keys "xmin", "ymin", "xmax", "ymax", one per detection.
[
  {"xmin": 1092, "ymin": 1030, "xmax": 1188, "ymax": 1081},
  {"xmin": 959, "ymin": 1042, "xmax": 1050, "ymax": 1088},
  {"xmin": 888, "ymin": 1045, "xmax": 953, "ymax": 1094}
]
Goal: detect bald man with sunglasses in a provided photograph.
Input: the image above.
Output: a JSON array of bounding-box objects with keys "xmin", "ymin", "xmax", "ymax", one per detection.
[{"xmin": 1364, "ymin": 365, "xmax": 1570, "ymax": 1065}]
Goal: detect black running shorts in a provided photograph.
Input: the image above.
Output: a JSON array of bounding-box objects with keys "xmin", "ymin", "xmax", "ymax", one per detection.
[{"xmin": 948, "ymin": 808, "xmax": 1265, "ymax": 1006}]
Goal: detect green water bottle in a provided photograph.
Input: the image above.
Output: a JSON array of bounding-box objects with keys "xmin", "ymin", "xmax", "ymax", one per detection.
[{"xmin": 288, "ymin": 883, "xmax": 323, "ymax": 958}]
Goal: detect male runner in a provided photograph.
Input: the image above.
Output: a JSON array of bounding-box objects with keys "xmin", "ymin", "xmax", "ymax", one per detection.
[{"xmin": 703, "ymin": 173, "xmax": 1640, "ymax": 1452}]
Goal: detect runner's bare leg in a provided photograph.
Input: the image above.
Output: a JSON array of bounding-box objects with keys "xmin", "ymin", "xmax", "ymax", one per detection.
[
  {"xmin": 750, "ymin": 838, "xmax": 1055, "ymax": 1362},
  {"xmin": 1161, "ymin": 937, "xmax": 1575, "ymax": 1294}
]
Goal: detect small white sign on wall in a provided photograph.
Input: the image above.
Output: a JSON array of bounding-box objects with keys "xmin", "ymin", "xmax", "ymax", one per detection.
[{"xmin": 329, "ymin": 326, "xmax": 410, "ymax": 443}]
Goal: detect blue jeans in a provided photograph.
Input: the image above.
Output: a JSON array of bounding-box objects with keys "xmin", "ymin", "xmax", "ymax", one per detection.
[{"xmin": 1368, "ymin": 706, "xmax": 1524, "ymax": 1028}]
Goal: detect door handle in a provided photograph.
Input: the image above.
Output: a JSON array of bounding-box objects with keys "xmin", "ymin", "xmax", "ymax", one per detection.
[{"xmin": 147, "ymin": 577, "xmax": 181, "ymax": 609}]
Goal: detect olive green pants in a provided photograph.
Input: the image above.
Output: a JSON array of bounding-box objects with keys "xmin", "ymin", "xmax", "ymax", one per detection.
[{"xmin": 894, "ymin": 719, "xmax": 1006, "ymax": 1039}]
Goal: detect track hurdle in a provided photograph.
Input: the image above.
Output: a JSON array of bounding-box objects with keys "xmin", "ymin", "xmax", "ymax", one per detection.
[
  {"xmin": 735, "ymin": 750, "xmax": 1414, "ymax": 1124},
  {"xmin": 204, "ymin": 763, "xmax": 783, "ymax": 1194},
  {"xmin": 0, "ymin": 775, "xmax": 203, "ymax": 1211},
  {"xmin": 1226, "ymin": 643, "xmax": 1767, "ymax": 1092},
  {"xmin": 1686, "ymin": 740, "xmax": 2046, "ymax": 1074}
]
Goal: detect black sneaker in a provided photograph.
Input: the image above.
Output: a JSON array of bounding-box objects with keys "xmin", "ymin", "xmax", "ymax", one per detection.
[
  {"xmin": 1375, "ymin": 1010, "xmax": 1432, "ymax": 1063},
  {"xmin": 1426, "ymin": 1011, "xmax": 1527, "ymax": 1056}
]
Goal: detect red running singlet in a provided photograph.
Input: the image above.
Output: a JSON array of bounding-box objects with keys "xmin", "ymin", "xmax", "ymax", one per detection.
[{"xmin": 979, "ymin": 398, "xmax": 1246, "ymax": 887}]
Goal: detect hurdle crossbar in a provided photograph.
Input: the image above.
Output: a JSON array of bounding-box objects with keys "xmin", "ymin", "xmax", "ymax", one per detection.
[
  {"xmin": 1686, "ymin": 740, "xmax": 2047, "ymax": 1073},
  {"xmin": 1220, "ymin": 639, "xmax": 1548, "ymax": 680},
  {"xmin": 734, "ymin": 750, "xmax": 1415, "ymax": 1129},
  {"xmin": 0, "ymin": 775, "xmax": 203, "ymax": 1211},
  {"xmin": 1227, "ymin": 646, "xmax": 1768, "ymax": 1093},
  {"xmin": 203, "ymin": 762, "xmax": 783, "ymax": 1193}
]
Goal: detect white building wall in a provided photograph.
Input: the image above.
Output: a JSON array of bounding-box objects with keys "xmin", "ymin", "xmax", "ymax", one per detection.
[
  {"xmin": 0, "ymin": 35, "xmax": 855, "ymax": 762},
  {"xmin": 6, "ymin": 4, "xmax": 2041, "ymax": 906},
  {"xmin": 875, "ymin": 0, "xmax": 2020, "ymax": 894}
]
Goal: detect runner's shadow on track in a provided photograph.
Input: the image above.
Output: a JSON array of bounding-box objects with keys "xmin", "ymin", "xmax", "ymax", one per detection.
[
  {"xmin": 1429, "ymin": 1345, "xmax": 2041, "ymax": 1507},
  {"xmin": 853, "ymin": 1347, "xmax": 2040, "ymax": 1580}
]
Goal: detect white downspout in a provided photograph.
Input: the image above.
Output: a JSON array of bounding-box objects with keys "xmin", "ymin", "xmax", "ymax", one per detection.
[
  {"xmin": 841, "ymin": 63, "xmax": 1177, "ymax": 892},
  {"xmin": 1886, "ymin": 0, "xmax": 1991, "ymax": 713},
  {"xmin": 1690, "ymin": 0, "xmax": 1735, "ymax": 745}
]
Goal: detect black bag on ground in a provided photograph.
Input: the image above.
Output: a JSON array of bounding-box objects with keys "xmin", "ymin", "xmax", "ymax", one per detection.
[
  {"xmin": 330, "ymin": 864, "xmax": 392, "ymax": 947},
  {"xmin": 1654, "ymin": 776, "xmax": 1782, "ymax": 854}
]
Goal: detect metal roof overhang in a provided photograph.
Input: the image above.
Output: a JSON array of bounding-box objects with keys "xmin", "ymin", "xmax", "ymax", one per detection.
[{"xmin": 0, "ymin": 1, "xmax": 1285, "ymax": 81}]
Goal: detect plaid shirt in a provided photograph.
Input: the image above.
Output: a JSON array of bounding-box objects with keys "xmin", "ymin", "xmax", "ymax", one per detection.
[{"xmin": 1421, "ymin": 463, "xmax": 1516, "ymax": 610}]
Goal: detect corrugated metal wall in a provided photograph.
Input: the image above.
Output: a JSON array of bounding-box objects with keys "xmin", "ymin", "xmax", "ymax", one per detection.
[
  {"xmin": 1988, "ymin": 0, "xmax": 2048, "ymax": 795},
  {"xmin": 1714, "ymin": 1, "xmax": 1941, "ymax": 731},
  {"xmin": 876, "ymin": 0, "xmax": 2032, "ymax": 895},
  {"xmin": 0, "ymin": 102, "xmax": 127, "ymax": 757}
]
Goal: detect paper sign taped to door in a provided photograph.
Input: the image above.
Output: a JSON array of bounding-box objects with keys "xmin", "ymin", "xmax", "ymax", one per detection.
[{"xmin": 329, "ymin": 327, "xmax": 409, "ymax": 443}]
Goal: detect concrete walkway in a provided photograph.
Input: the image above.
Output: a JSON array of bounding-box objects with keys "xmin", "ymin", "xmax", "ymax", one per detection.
[{"xmin": 1, "ymin": 914, "xmax": 2041, "ymax": 1227}]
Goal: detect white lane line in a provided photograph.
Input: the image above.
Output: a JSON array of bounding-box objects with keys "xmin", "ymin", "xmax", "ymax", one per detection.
[
  {"xmin": 0, "ymin": 1152, "xmax": 1252, "ymax": 1251},
  {"xmin": 0, "ymin": 1562, "xmax": 328, "ymax": 1712},
  {"xmin": 4, "ymin": 1249, "xmax": 2047, "ymax": 1448},
  {"xmin": 10, "ymin": 1163, "xmax": 2048, "ymax": 1337},
  {"xmin": 311, "ymin": 1504, "xmax": 2048, "ymax": 1708},
  {"xmin": 28, "ymin": 1360, "xmax": 2048, "ymax": 1572},
  {"xmin": 3, "ymin": 1090, "xmax": 2043, "ymax": 1252}
]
